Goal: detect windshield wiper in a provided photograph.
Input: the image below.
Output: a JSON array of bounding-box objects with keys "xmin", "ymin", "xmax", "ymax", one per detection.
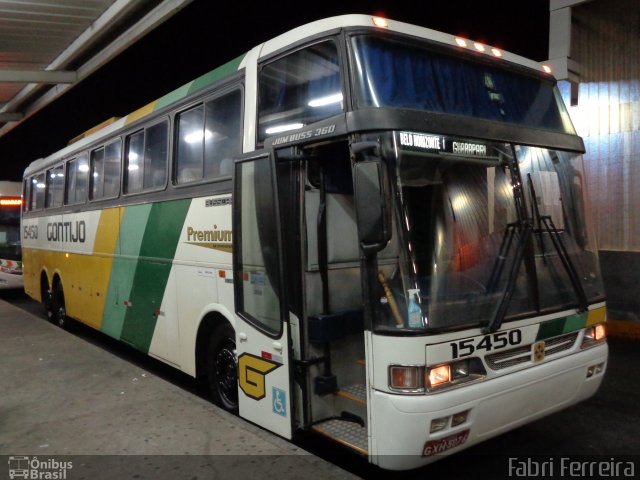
[
  {"xmin": 527, "ymin": 173, "xmax": 588, "ymax": 313},
  {"xmin": 483, "ymin": 221, "xmax": 531, "ymax": 334}
]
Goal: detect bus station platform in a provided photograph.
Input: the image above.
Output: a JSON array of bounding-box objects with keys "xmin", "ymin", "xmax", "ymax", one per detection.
[{"xmin": 0, "ymin": 298, "xmax": 355, "ymax": 480}]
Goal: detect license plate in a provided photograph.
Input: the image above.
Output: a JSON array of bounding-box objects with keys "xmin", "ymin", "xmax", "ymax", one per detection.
[{"xmin": 422, "ymin": 429, "xmax": 470, "ymax": 457}]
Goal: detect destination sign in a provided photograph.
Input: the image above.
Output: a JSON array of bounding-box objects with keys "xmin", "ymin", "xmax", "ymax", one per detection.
[{"xmin": 398, "ymin": 131, "xmax": 488, "ymax": 157}]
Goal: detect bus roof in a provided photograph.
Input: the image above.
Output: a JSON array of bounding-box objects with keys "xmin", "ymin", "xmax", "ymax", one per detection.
[{"xmin": 25, "ymin": 14, "xmax": 551, "ymax": 176}]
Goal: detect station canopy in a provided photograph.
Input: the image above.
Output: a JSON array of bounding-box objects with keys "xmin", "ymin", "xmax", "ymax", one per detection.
[{"xmin": 0, "ymin": 0, "xmax": 192, "ymax": 138}]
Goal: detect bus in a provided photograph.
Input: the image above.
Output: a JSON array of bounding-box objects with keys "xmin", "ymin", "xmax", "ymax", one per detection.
[
  {"xmin": 0, "ymin": 181, "xmax": 23, "ymax": 289},
  {"xmin": 21, "ymin": 15, "xmax": 608, "ymax": 470}
]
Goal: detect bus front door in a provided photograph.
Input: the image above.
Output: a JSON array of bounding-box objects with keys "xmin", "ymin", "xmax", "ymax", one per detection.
[{"xmin": 232, "ymin": 152, "xmax": 293, "ymax": 439}]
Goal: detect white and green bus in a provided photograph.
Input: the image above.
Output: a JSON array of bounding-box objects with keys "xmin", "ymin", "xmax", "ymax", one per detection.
[
  {"xmin": 0, "ymin": 181, "xmax": 23, "ymax": 289},
  {"xmin": 22, "ymin": 15, "xmax": 608, "ymax": 470}
]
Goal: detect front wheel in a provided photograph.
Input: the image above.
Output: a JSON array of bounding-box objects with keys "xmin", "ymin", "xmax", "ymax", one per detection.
[{"xmin": 207, "ymin": 324, "xmax": 239, "ymax": 414}]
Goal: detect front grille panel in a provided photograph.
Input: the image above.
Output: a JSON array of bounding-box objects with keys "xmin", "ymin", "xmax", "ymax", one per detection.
[{"xmin": 485, "ymin": 331, "xmax": 580, "ymax": 371}]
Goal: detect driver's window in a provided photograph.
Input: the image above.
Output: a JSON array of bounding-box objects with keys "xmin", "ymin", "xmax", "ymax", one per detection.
[{"xmin": 258, "ymin": 40, "xmax": 343, "ymax": 142}]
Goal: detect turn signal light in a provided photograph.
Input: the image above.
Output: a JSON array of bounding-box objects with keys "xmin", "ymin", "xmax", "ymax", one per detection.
[{"xmin": 390, "ymin": 365, "xmax": 423, "ymax": 390}]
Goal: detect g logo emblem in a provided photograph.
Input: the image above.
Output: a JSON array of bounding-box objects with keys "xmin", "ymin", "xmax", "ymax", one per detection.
[{"xmin": 237, "ymin": 353, "xmax": 281, "ymax": 400}]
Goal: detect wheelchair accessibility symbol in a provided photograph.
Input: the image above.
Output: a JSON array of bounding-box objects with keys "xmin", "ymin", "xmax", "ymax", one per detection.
[{"xmin": 272, "ymin": 387, "xmax": 287, "ymax": 417}]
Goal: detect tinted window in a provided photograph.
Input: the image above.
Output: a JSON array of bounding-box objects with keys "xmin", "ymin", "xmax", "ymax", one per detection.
[
  {"xmin": 352, "ymin": 35, "xmax": 572, "ymax": 134},
  {"xmin": 46, "ymin": 165, "xmax": 64, "ymax": 208},
  {"xmin": 90, "ymin": 146, "xmax": 106, "ymax": 199},
  {"xmin": 104, "ymin": 140, "xmax": 122, "ymax": 198},
  {"xmin": 125, "ymin": 131, "xmax": 144, "ymax": 193},
  {"xmin": 32, "ymin": 174, "xmax": 46, "ymax": 210},
  {"xmin": 66, "ymin": 155, "xmax": 89, "ymax": 205},
  {"xmin": 125, "ymin": 122, "xmax": 168, "ymax": 194},
  {"xmin": 258, "ymin": 41, "xmax": 342, "ymax": 141},
  {"xmin": 143, "ymin": 122, "xmax": 168, "ymax": 190},
  {"xmin": 176, "ymin": 89, "xmax": 241, "ymax": 184}
]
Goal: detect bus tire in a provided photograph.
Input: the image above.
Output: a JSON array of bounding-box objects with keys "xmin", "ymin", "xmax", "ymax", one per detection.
[
  {"xmin": 51, "ymin": 281, "xmax": 70, "ymax": 330},
  {"xmin": 206, "ymin": 324, "xmax": 239, "ymax": 414},
  {"xmin": 41, "ymin": 280, "xmax": 53, "ymax": 321}
]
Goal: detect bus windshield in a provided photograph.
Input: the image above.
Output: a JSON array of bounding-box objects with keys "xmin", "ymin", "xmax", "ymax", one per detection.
[
  {"xmin": 351, "ymin": 34, "xmax": 575, "ymax": 135},
  {"xmin": 375, "ymin": 132, "xmax": 604, "ymax": 333}
]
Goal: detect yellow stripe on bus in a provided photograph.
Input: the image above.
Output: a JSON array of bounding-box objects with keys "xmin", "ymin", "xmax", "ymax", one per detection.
[
  {"xmin": 59, "ymin": 208, "xmax": 121, "ymax": 330},
  {"xmin": 586, "ymin": 306, "xmax": 607, "ymax": 326},
  {"xmin": 125, "ymin": 101, "xmax": 158, "ymax": 125}
]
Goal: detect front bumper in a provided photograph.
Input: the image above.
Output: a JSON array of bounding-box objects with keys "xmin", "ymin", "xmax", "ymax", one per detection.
[{"xmin": 369, "ymin": 342, "xmax": 608, "ymax": 470}]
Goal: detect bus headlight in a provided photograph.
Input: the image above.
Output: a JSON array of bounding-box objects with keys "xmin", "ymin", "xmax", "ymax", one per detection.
[
  {"xmin": 581, "ymin": 323, "xmax": 606, "ymax": 349},
  {"xmin": 389, "ymin": 359, "xmax": 486, "ymax": 393},
  {"xmin": 426, "ymin": 358, "xmax": 486, "ymax": 392}
]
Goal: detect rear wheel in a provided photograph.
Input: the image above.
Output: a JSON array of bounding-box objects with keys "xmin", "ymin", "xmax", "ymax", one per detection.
[
  {"xmin": 51, "ymin": 282, "xmax": 70, "ymax": 329},
  {"xmin": 41, "ymin": 280, "xmax": 53, "ymax": 320},
  {"xmin": 207, "ymin": 324, "xmax": 238, "ymax": 414}
]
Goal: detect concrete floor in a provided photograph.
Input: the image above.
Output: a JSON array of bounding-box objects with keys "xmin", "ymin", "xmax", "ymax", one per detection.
[{"xmin": 0, "ymin": 298, "xmax": 355, "ymax": 479}]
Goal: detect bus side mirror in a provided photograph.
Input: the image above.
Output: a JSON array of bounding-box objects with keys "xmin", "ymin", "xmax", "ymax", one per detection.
[{"xmin": 354, "ymin": 161, "xmax": 391, "ymax": 254}]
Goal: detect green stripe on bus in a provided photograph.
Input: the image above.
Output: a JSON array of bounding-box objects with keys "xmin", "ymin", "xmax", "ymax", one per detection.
[
  {"xmin": 151, "ymin": 54, "xmax": 244, "ymax": 113},
  {"xmin": 188, "ymin": 54, "xmax": 245, "ymax": 95},
  {"xmin": 536, "ymin": 312, "xmax": 588, "ymax": 341},
  {"xmin": 101, "ymin": 204, "xmax": 153, "ymax": 339},
  {"xmin": 120, "ymin": 199, "xmax": 191, "ymax": 352},
  {"xmin": 156, "ymin": 83, "xmax": 193, "ymax": 111}
]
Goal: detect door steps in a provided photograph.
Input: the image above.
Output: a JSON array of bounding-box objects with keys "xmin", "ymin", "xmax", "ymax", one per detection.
[
  {"xmin": 336, "ymin": 383, "xmax": 366, "ymax": 405},
  {"xmin": 311, "ymin": 418, "xmax": 368, "ymax": 455}
]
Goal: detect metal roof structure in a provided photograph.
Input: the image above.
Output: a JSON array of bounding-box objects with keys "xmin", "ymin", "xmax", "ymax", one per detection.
[{"xmin": 0, "ymin": 0, "xmax": 192, "ymax": 138}]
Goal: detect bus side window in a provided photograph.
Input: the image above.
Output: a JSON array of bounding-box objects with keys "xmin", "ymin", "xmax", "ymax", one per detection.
[
  {"xmin": 91, "ymin": 146, "xmax": 106, "ymax": 200},
  {"xmin": 65, "ymin": 155, "xmax": 89, "ymax": 205},
  {"xmin": 92, "ymin": 140, "xmax": 121, "ymax": 200},
  {"xmin": 176, "ymin": 105, "xmax": 204, "ymax": 183},
  {"xmin": 46, "ymin": 165, "xmax": 64, "ymax": 208},
  {"xmin": 125, "ymin": 131, "xmax": 144, "ymax": 194},
  {"xmin": 143, "ymin": 121, "xmax": 168, "ymax": 190},
  {"xmin": 22, "ymin": 179, "xmax": 30, "ymax": 212},
  {"xmin": 104, "ymin": 139, "xmax": 122, "ymax": 198},
  {"xmin": 175, "ymin": 89, "xmax": 241, "ymax": 184},
  {"xmin": 32, "ymin": 174, "xmax": 45, "ymax": 210},
  {"xmin": 204, "ymin": 90, "xmax": 241, "ymax": 178},
  {"xmin": 125, "ymin": 122, "xmax": 168, "ymax": 194}
]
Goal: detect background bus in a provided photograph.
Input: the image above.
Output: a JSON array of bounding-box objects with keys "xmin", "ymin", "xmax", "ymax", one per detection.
[
  {"xmin": 20, "ymin": 15, "xmax": 607, "ymax": 470},
  {"xmin": 0, "ymin": 181, "xmax": 23, "ymax": 289}
]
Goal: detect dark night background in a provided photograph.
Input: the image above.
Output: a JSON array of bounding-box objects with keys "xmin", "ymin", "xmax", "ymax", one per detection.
[{"xmin": 0, "ymin": 0, "xmax": 550, "ymax": 181}]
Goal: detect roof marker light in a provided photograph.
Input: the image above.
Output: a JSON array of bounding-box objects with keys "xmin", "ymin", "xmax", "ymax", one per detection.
[
  {"xmin": 474, "ymin": 42, "xmax": 486, "ymax": 52},
  {"xmin": 491, "ymin": 48, "xmax": 503, "ymax": 57},
  {"xmin": 455, "ymin": 37, "xmax": 468, "ymax": 47},
  {"xmin": 542, "ymin": 65, "xmax": 552, "ymax": 74},
  {"xmin": 372, "ymin": 17, "xmax": 389, "ymax": 28}
]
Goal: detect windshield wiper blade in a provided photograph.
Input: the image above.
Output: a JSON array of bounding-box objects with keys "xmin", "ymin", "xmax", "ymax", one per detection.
[
  {"xmin": 527, "ymin": 174, "xmax": 588, "ymax": 313},
  {"xmin": 538, "ymin": 215, "xmax": 589, "ymax": 312},
  {"xmin": 483, "ymin": 222, "xmax": 531, "ymax": 334},
  {"xmin": 486, "ymin": 222, "xmax": 518, "ymax": 294}
]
